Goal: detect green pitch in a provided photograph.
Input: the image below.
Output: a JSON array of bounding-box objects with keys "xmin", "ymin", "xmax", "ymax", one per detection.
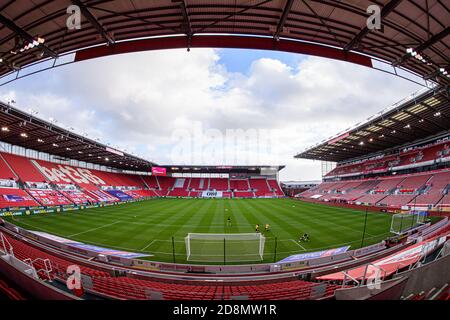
[{"xmin": 4, "ymin": 198, "xmax": 395, "ymax": 264}]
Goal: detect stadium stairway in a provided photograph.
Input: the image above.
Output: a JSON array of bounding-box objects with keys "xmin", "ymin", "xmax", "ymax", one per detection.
[
  {"xmin": 0, "ymin": 153, "xmax": 18, "ymax": 180},
  {"xmin": 1, "ymin": 153, "xmax": 47, "ymax": 183}
]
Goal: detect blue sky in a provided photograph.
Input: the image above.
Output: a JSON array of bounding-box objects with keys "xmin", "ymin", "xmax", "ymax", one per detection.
[
  {"xmin": 218, "ymin": 49, "xmax": 303, "ymax": 73},
  {"xmin": 0, "ymin": 48, "xmax": 422, "ymax": 181}
]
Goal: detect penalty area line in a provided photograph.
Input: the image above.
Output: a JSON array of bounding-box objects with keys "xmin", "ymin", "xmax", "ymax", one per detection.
[
  {"xmin": 291, "ymin": 239, "xmax": 306, "ymax": 251},
  {"xmin": 68, "ymin": 221, "xmax": 122, "ymax": 237},
  {"xmin": 140, "ymin": 239, "xmax": 156, "ymax": 251}
]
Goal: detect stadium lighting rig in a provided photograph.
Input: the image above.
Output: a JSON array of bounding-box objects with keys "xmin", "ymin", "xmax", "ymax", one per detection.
[
  {"xmin": 405, "ymin": 48, "xmax": 429, "ymax": 64},
  {"xmin": 406, "ymin": 48, "xmax": 449, "ymax": 80},
  {"xmin": 10, "ymin": 36, "xmax": 45, "ymax": 55},
  {"xmin": 439, "ymin": 68, "xmax": 449, "ymax": 77}
]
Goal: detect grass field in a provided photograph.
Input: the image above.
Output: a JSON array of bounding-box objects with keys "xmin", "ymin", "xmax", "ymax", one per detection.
[{"xmin": 4, "ymin": 198, "xmax": 396, "ymax": 264}]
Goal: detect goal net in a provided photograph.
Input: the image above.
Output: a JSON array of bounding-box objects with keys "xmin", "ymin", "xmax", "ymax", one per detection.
[
  {"xmin": 390, "ymin": 211, "xmax": 428, "ymax": 235},
  {"xmin": 185, "ymin": 233, "xmax": 265, "ymax": 263}
]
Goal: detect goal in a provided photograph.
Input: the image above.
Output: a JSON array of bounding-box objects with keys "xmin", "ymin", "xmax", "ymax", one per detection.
[
  {"xmin": 390, "ymin": 211, "xmax": 428, "ymax": 235},
  {"xmin": 185, "ymin": 233, "xmax": 265, "ymax": 263}
]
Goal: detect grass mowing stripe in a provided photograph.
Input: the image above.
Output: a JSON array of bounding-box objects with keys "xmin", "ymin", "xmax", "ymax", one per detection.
[{"xmin": 5, "ymin": 198, "xmax": 396, "ymax": 264}]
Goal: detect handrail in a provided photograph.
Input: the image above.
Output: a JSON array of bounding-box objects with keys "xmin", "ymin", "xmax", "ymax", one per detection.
[
  {"xmin": 0, "ymin": 232, "xmax": 14, "ymax": 256},
  {"xmin": 23, "ymin": 257, "xmax": 53, "ymax": 281}
]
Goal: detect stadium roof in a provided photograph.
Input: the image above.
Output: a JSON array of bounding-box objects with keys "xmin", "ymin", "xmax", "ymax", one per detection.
[
  {"xmin": 0, "ymin": 100, "xmax": 157, "ymax": 171},
  {"xmin": 295, "ymin": 85, "xmax": 450, "ymax": 162},
  {"xmin": 0, "ymin": 100, "xmax": 285, "ymax": 173},
  {"xmin": 164, "ymin": 165, "xmax": 285, "ymax": 174},
  {"xmin": 0, "ymin": 1, "xmax": 448, "ymax": 85}
]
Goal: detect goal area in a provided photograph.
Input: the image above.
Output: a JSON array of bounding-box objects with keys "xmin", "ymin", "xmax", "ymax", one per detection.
[
  {"xmin": 390, "ymin": 211, "xmax": 428, "ymax": 235},
  {"xmin": 185, "ymin": 233, "xmax": 265, "ymax": 263}
]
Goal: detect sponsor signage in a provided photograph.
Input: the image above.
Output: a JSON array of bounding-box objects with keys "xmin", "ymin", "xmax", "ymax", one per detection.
[
  {"xmin": 69, "ymin": 243, "xmax": 149, "ymax": 258},
  {"xmin": 151, "ymin": 167, "xmax": 167, "ymax": 176},
  {"xmin": 278, "ymin": 246, "xmax": 350, "ymax": 263},
  {"xmin": 33, "ymin": 160, "xmax": 106, "ymax": 185},
  {"xmin": 29, "ymin": 231, "xmax": 81, "ymax": 244},
  {"xmin": 201, "ymin": 191, "xmax": 223, "ymax": 198},
  {"xmin": 3, "ymin": 195, "xmax": 25, "ymax": 202}
]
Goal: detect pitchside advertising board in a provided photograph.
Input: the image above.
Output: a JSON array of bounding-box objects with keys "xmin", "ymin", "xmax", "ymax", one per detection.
[{"xmin": 201, "ymin": 191, "xmax": 223, "ymax": 198}]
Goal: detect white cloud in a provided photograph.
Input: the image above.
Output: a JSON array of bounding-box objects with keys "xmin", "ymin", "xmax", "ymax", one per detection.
[{"xmin": 0, "ymin": 49, "xmax": 422, "ymax": 181}]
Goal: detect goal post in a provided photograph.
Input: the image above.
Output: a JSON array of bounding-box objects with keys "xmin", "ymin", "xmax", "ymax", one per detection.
[
  {"xmin": 390, "ymin": 211, "xmax": 428, "ymax": 235},
  {"xmin": 185, "ymin": 233, "xmax": 265, "ymax": 263}
]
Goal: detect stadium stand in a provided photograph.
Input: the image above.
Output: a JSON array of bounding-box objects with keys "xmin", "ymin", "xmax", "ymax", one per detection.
[
  {"xmin": 60, "ymin": 189, "xmax": 97, "ymax": 204},
  {"xmin": 167, "ymin": 178, "xmax": 190, "ymax": 197},
  {"xmin": 249, "ymin": 178, "xmax": 272, "ymax": 197},
  {"xmin": 33, "ymin": 159, "xmax": 105, "ymax": 190},
  {"xmin": 300, "ymin": 168, "xmax": 450, "ymax": 209},
  {"xmin": 1, "ymin": 220, "xmax": 448, "ymax": 301},
  {"xmin": 230, "ymin": 179, "xmax": 250, "ymax": 191},
  {"xmin": 27, "ymin": 189, "xmax": 73, "ymax": 206},
  {"xmin": 85, "ymin": 189, "xmax": 119, "ymax": 203},
  {"xmin": 414, "ymin": 171, "xmax": 450, "ymax": 207},
  {"xmin": 156, "ymin": 177, "xmax": 176, "ymax": 196},
  {"xmin": 130, "ymin": 189, "xmax": 159, "ymax": 198},
  {"xmin": 105, "ymin": 190, "xmax": 133, "ymax": 201},
  {"xmin": 0, "ymin": 154, "xmax": 18, "ymax": 181},
  {"xmin": 209, "ymin": 178, "xmax": 229, "ymax": 191},
  {"xmin": 439, "ymin": 193, "xmax": 450, "ymax": 207},
  {"xmin": 2, "ymin": 233, "xmax": 110, "ymax": 279},
  {"xmin": 233, "ymin": 191, "xmax": 255, "ymax": 198},
  {"xmin": 268, "ymin": 179, "xmax": 284, "ymax": 196},
  {"xmin": 91, "ymin": 276, "xmax": 340, "ymax": 300},
  {"xmin": 0, "ymin": 188, "xmax": 39, "ymax": 208},
  {"xmin": 141, "ymin": 176, "xmax": 160, "ymax": 189},
  {"xmin": 1, "ymin": 153, "xmax": 47, "ymax": 183},
  {"xmin": 1, "ymin": 228, "xmax": 344, "ymax": 301},
  {"xmin": 0, "ymin": 152, "xmax": 284, "ymax": 203},
  {"xmin": 0, "ymin": 276, "xmax": 26, "ymax": 300},
  {"xmin": 188, "ymin": 178, "xmax": 209, "ymax": 191},
  {"xmin": 325, "ymin": 141, "xmax": 450, "ymax": 179}
]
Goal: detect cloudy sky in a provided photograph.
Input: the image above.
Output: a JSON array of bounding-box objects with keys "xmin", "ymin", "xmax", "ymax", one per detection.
[{"xmin": 0, "ymin": 48, "xmax": 422, "ymax": 181}]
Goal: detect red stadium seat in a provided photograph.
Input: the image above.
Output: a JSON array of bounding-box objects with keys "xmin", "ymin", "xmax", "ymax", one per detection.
[{"xmin": 0, "ymin": 188, "xmax": 39, "ymax": 208}]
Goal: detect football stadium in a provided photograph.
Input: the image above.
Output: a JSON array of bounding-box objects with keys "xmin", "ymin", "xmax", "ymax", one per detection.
[{"xmin": 0, "ymin": 0, "xmax": 449, "ymax": 308}]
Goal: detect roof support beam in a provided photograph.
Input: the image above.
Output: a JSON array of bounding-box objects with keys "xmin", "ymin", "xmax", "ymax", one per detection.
[
  {"xmin": 173, "ymin": 0, "xmax": 192, "ymax": 38},
  {"xmin": 402, "ymin": 109, "xmax": 447, "ymax": 132},
  {"xmin": 344, "ymin": 0, "xmax": 403, "ymax": 51},
  {"xmin": 388, "ymin": 116, "xmax": 435, "ymax": 136},
  {"xmin": 397, "ymin": 27, "xmax": 450, "ymax": 65},
  {"xmin": 421, "ymin": 100, "xmax": 450, "ymax": 121},
  {"xmin": 274, "ymin": 0, "xmax": 295, "ymax": 40},
  {"xmin": 0, "ymin": 13, "xmax": 57, "ymax": 58},
  {"xmin": 1, "ymin": 127, "xmax": 43, "ymax": 141},
  {"xmin": 72, "ymin": 0, "xmax": 114, "ymax": 45},
  {"xmin": 301, "ymin": 0, "xmax": 345, "ymax": 47},
  {"xmin": 375, "ymin": 124, "xmax": 412, "ymax": 144}
]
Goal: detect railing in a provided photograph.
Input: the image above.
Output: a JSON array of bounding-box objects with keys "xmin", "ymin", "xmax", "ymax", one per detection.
[
  {"xmin": 23, "ymin": 257, "xmax": 53, "ymax": 281},
  {"xmin": 0, "ymin": 232, "xmax": 14, "ymax": 256}
]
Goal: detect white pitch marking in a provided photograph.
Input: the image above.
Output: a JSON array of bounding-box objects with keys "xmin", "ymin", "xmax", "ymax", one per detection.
[
  {"xmin": 68, "ymin": 220, "xmax": 122, "ymax": 237},
  {"xmin": 140, "ymin": 239, "xmax": 156, "ymax": 251},
  {"xmin": 291, "ymin": 239, "xmax": 306, "ymax": 251}
]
